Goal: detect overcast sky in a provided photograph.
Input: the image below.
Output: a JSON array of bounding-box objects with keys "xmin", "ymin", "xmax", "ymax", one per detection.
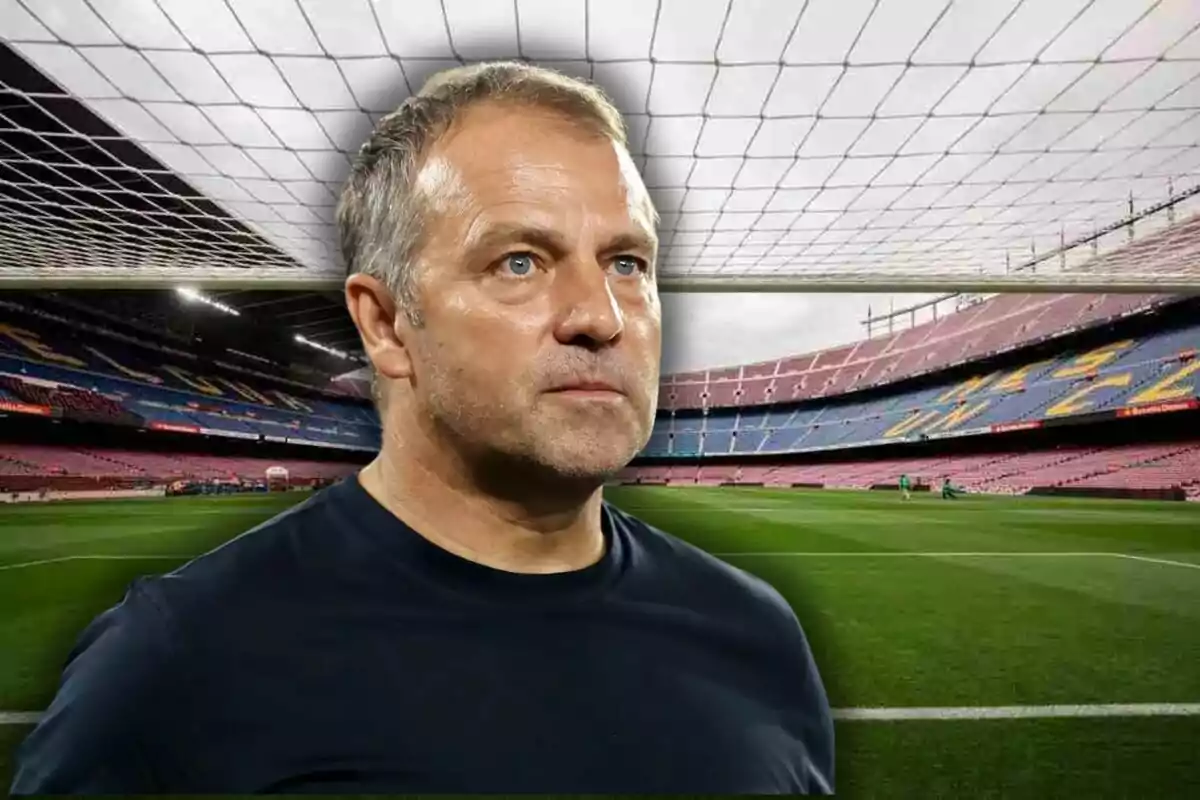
[{"xmin": 658, "ymin": 292, "xmax": 946, "ymax": 373}]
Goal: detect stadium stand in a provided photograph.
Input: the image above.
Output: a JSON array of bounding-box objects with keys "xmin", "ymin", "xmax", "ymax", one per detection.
[
  {"xmin": 3, "ymin": 288, "xmax": 1198, "ymax": 501},
  {"xmin": 644, "ymin": 315, "xmax": 1200, "ymax": 459},
  {"xmin": 629, "ymin": 295, "xmax": 1200, "ymax": 500},
  {"xmin": 620, "ymin": 442, "xmax": 1200, "ymax": 498},
  {"xmin": 0, "ymin": 296, "xmax": 373, "ymax": 496},
  {"xmin": 0, "ymin": 300, "xmax": 381, "ymax": 451},
  {"xmin": 661, "ymin": 293, "xmax": 1168, "ymax": 410},
  {"xmin": 0, "ymin": 444, "xmax": 358, "ymax": 493}
]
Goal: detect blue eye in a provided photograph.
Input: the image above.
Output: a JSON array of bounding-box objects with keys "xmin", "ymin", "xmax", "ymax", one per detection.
[
  {"xmin": 613, "ymin": 256, "xmax": 644, "ymax": 276},
  {"xmin": 502, "ymin": 253, "xmax": 535, "ymax": 276}
]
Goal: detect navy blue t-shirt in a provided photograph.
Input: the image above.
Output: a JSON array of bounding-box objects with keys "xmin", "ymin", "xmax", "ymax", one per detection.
[{"xmin": 12, "ymin": 477, "xmax": 834, "ymax": 794}]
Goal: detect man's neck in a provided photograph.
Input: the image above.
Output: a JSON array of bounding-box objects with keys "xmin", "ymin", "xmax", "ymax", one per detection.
[{"xmin": 357, "ymin": 437, "xmax": 607, "ymax": 576}]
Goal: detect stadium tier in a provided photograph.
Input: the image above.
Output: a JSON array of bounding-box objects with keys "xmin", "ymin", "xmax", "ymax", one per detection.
[
  {"xmin": 661, "ymin": 292, "xmax": 1169, "ymax": 409},
  {"xmin": 620, "ymin": 442, "xmax": 1200, "ymax": 500},
  {"xmin": 3, "ymin": 293, "xmax": 1199, "ymax": 497},
  {"xmin": 0, "ymin": 301, "xmax": 380, "ymax": 452},
  {"xmin": 0, "ymin": 444, "xmax": 359, "ymax": 495},
  {"xmin": 646, "ymin": 315, "xmax": 1200, "ymax": 458},
  {"xmin": 0, "ymin": 446, "xmax": 354, "ymax": 481}
]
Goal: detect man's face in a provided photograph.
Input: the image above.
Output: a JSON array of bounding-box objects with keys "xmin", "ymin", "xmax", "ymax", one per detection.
[{"xmin": 401, "ymin": 102, "xmax": 661, "ymax": 482}]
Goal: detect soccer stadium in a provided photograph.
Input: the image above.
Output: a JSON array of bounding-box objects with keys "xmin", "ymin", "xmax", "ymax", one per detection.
[{"xmin": 3, "ymin": 1, "xmax": 1200, "ymax": 795}]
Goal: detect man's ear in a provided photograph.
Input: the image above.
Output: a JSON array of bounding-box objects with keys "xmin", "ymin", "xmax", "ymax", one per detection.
[{"xmin": 345, "ymin": 273, "xmax": 414, "ymax": 381}]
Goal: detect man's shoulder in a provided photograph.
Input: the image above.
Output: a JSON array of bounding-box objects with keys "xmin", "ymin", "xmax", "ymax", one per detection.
[
  {"xmin": 9, "ymin": 484, "xmax": 359, "ymax": 794},
  {"xmin": 177, "ymin": 485, "xmax": 334, "ymax": 569},
  {"xmin": 603, "ymin": 504, "xmax": 835, "ymax": 793},
  {"xmin": 606, "ymin": 503, "xmax": 795, "ymax": 624},
  {"xmin": 143, "ymin": 484, "xmax": 352, "ymax": 628},
  {"xmin": 9, "ymin": 576, "xmax": 180, "ymax": 794}
]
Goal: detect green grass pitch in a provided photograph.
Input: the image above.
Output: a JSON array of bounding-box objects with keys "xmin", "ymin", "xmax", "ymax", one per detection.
[{"xmin": 2, "ymin": 487, "xmax": 1199, "ymax": 796}]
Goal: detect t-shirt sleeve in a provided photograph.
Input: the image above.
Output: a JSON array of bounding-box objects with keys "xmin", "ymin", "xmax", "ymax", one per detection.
[{"xmin": 9, "ymin": 580, "xmax": 181, "ymax": 795}]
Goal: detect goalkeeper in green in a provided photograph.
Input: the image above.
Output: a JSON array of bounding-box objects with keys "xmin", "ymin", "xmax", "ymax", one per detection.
[
  {"xmin": 941, "ymin": 478, "xmax": 961, "ymax": 500},
  {"xmin": 899, "ymin": 474, "xmax": 912, "ymax": 501}
]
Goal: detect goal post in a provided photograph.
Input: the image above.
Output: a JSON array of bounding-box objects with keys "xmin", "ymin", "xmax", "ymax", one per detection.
[{"xmin": 265, "ymin": 466, "xmax": 290, "ymax": 493}]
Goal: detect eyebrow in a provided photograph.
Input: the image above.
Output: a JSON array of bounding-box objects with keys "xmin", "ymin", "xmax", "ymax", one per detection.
[
  {"xmin": 599, "ymin": 231, "xmax": 659, "ymax": 260},
  {"xmin": 465, "ymin": 223, "xmax": 658, "ymax": 262}
]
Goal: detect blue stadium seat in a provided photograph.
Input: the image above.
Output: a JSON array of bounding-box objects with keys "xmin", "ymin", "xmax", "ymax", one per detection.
[
  {"xmin": 672, "ymin": 432, "xmax": 701, "ymax": 456},
  {"xmin": 703, "ymin": 431, "xmax": 733, "ymax": 454},
  {"xmin": 641, "ymin": 319, "xmax": 1200, "ymax": 457},
  {"xmin": 732, "ymin": 429, "xmax": 766, "ymax": 453},
  {"xmin": 705, "ymin": 413, "xmax": 738, "ymax": 431}
]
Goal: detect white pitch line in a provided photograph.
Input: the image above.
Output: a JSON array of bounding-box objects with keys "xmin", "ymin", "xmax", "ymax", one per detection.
[
  {"xmin": 0, "ymin": 556, "xmax": 76, "ymax": 572},
  {"xmin": 711, "ymin": 551, "xmax": 1119, "ymax": 558},
  {"xmin": 713, "ymin": 553, "xmax": 1200, "ymax": 573},
  {"xmin": 7, "ymin": 552, "xmax": 1196, "ymax": 572},
  {"xmin": 1115, "ymin": 553, "xmax": 1200, "ymax": 571},
  {"xmin": 834, "ymin": 703, "xmax": 1200, "ymax": 721},
  {"xmin": 4, "ymin": 703, "xmax": 1199, "ymax": 727},
  {"xmin": 0, "ymin": 554, "xmax": 189, "ymax": 572}
]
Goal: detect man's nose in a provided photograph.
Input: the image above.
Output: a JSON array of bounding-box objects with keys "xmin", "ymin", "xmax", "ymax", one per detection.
[{"xmin": 552, "ymin": 259, "xmax": 625, "ymax": 347}]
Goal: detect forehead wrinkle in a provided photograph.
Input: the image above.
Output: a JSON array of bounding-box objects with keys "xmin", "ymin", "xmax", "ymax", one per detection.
[
  {"xmin": 461, "ymin": 209, "xmax": 655, "ymax": 261},
  {"xmin": 428, "ymin": 113, "xmax": 657, "ymax": 262},
  {"xmin": 610, "ymin": 141, "xmax": 659, "ymax": 261}
]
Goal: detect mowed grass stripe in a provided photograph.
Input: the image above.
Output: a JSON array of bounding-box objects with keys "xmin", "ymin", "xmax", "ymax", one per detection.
[
  {"xmin": 0, "ymin": 495, "xmax": 302, "ymax": 567},
  {"xmin": 605, "ymin": 486, "xmax": 1200, "ymax": 708},
  {"xmin": 609, "ymin": 486, "xmax": 1200, "ymax": 557}
]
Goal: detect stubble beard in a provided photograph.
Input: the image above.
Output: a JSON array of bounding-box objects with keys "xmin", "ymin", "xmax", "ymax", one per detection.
[{"xmin": 422, "ymin": 372, "xmax": 649, "ymax": 493}]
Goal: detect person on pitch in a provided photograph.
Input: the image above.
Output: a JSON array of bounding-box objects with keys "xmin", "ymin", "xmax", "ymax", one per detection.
[
  {"xmin": 899, "ymin": 472, "xmax": 913, "ymax": 500},
  {"xmin": 942, "ymin": 477, "xmax": 961, "ymax": 500},
  {"xmin": 12, "ymin": 62, "xmax": 834, "ymax": 795}
]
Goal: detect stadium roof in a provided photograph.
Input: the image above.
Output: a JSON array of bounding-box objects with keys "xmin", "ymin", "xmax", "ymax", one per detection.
[
  {"xmin": 1, "ymin": 0, "xmax": 1199, "ymax": 292},
  {"xmin": 29, "ymin": 287, "xmax": 363, "ymax": 366}
]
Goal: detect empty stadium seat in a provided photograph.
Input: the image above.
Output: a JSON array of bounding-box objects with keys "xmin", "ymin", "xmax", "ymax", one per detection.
[
  {"xmin": 640, "ymin": 319, "xmax": 1200, "ymax": 460},
  {"xmin": 623, "ymin": 442, "xmax": 1200, "ymax": 495},
  {"xmin": 658, "ymin": 293, "xmax": 1170, "ymax": 411}
]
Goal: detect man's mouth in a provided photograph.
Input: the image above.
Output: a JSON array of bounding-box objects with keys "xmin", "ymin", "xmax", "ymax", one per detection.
[{"xmin": 547, "ymin": 379, "xmax": 624, "ymax": 395}]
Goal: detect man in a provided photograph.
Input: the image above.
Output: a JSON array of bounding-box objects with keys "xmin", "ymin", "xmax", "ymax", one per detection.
[
  {"xmin": 899, "ymin": 473, "xmax": 912, "ymax": 500},
  {"xmin": 12, "ymin": 62, "xmax": 834, "ymax": 794},
  {"xmin": 942, "ymin": 477, "xmax": 961, "ymax": 500}
]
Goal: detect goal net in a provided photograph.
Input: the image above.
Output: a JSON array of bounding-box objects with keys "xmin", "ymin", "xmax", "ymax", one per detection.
[{"xmin": 1, "ymin": 0, "xmax": 1198, "ymax": 292}]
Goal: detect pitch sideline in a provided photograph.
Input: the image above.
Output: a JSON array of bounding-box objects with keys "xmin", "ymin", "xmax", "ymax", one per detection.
[
  {"xmin": 4, "ymin": 551, "xmax": 1198, "ymax": 572},
  {"xmin": 5, "ymin": 703, "xmax": 1200, "ymax": 727},
  {"xmin": 0, "ymin": 554, "xmax": 191, "ymax": 572},
  {"xmin": 713, "ymin": 552, "xmax": 1200, "ymax": 570}
]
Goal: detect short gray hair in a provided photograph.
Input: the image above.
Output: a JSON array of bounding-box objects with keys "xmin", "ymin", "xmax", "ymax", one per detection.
[{"xmin": 337, "ymin": 61, "xmax": 631, "ymax": 325}]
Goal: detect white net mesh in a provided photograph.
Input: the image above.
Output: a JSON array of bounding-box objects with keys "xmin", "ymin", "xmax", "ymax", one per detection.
[{"xmin": 1, "ymin": 0, "xmax": 1199, "ymax": 290}]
